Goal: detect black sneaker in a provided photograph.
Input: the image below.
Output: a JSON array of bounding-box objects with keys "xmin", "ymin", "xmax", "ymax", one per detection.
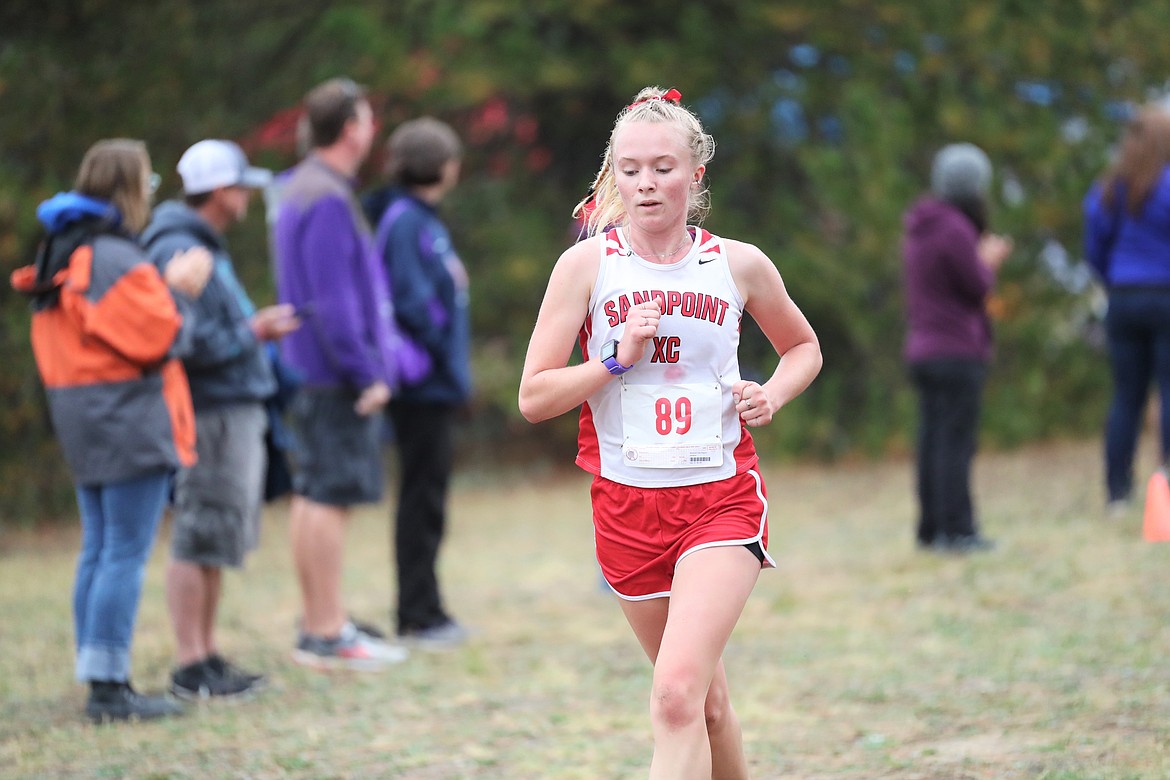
[
  {"xmin": 206, "ymin": 653, "xmax": 267, "ymax": 690},
  {"xmin": 86, "ymin": 681, "xmax": 184, "ymax": 724},
  {"xmin": 170, "ymin": 658, "xmax": 260, "ymax": 701}
]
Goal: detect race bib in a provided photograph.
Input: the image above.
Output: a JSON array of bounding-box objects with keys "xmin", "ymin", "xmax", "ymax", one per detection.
[{"xmin": 620, "ymin": 382, "xmax": 723, "ymax": 468}]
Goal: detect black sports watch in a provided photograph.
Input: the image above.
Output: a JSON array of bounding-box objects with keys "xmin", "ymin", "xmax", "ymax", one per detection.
[{"xmin": 600, "ymin": 339, "xmax": 633, "ymax": 375}]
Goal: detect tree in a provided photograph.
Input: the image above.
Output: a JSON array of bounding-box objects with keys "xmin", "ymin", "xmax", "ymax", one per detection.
[{"xmin": 2, "ymin": 0, "xmax": 1166, "ymax": 521}]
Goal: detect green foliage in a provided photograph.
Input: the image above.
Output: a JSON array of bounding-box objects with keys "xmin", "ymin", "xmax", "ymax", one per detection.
[{"xmin": 3, "ymin": 1, "xmax": 1170, "ymax": 520}]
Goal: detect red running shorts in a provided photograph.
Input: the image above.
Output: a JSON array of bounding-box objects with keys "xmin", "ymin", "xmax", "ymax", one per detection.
[{"xmin": 591, "ymin": 468, "xmax": 775, "ymax": 601}]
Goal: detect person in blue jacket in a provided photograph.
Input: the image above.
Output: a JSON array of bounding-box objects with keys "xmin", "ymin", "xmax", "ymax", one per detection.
[
  {"xmin": 365, "ymin": 117, "xmax": 472, "ymax": 648},
  {"xmin": 1084, "ymin": 104, "xmax": 1170, "ymax": 513},
  {"xmin": 143, "ymin": 139, "xmax": 299, "ymax": 699}
]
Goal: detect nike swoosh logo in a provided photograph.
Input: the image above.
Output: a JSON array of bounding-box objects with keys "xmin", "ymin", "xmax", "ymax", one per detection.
[{"xmin": 698, "ymin": 258, "xmax": 716, "ymax": 265}]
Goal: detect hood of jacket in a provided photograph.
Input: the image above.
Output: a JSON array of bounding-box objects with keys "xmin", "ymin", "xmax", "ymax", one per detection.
[
  {"xmin": 903, "ymin": 195, "xmax": 972, "ymax": 240},
  {"xmin": 140, "ymin": 200, "xmax": 226, "ymax": 254},
  {"xmin": 14, "ymin": 193, "xmax": 124, "ymax": 309},
  {"xmin": 36, "ymin": 191, "xmax": 121, "ymax": 234}
]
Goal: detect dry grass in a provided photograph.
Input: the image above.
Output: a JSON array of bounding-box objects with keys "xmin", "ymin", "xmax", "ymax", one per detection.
[{"xmin": 2, "ymin": 438, "xmax": 1169, "ymax": 779}]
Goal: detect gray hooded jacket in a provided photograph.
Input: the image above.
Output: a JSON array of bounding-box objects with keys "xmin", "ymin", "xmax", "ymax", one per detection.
[{"xmin": 142, "ymin": 200, "xmax": 275, "ymax": 409}]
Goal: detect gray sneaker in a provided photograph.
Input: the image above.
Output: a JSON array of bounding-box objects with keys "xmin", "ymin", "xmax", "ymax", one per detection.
[
  {"xmin": 293, "ymin": 615, "xmax": 387, "ymax": 641},
  {"xmin": 398, "ymin": 620, "xmax": 470, "ymax": 651},
  {"xmin": 292, "ymin": 621, "xmax": 409, "ymax": 671}
]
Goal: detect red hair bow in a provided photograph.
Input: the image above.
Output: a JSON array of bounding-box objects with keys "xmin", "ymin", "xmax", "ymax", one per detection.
[{"xmin": 626, "ymin": 88, "xmax": 683, "ymax": 110}]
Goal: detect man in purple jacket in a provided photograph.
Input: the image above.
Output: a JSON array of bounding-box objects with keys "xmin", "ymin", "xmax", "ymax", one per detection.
[
  {"xmin": 274, "ymin": 77, "xmax": 407, "ymax": 670},
  {"xmin": 902, "ymin": 143, "xmax": 1012, "ymax": 553}
]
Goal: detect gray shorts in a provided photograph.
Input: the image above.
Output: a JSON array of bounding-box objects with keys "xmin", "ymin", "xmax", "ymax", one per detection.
[
  {"xmin": 172, "ymin": 403, "xmax": 267, "ymax": 568},
  {"xmin": 288, "ymin": 387, "xmax": 384, "ymax": 507}
]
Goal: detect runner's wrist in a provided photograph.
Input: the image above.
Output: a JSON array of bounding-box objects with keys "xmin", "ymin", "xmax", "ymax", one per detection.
[
  {"xmin": 601, "ymin": 339, "xmax": 635, "ymax": 376},
  {"xmin": 617, "ymin": 342, "xmax": 640, "ymax": 368}
]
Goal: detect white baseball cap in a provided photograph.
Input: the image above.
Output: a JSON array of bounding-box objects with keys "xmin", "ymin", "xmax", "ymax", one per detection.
[{"xmin": 177, "ymin": 139, "xmax": 272, "ymax": 195}]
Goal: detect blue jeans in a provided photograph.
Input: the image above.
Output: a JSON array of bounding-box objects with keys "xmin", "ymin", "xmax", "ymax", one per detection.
[
  {"xmin": 1104, "ymin": 289, "xmax": 1170, "ymax": 502},
  {"xmin": 73, "ymin": 470, "xmax": 171, "ymax": 682}
]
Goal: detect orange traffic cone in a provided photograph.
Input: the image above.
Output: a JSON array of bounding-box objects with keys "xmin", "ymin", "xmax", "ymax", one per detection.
[{"xmin": 1143, "ymin": 470, "xmax": 1170, "ymax": 542}]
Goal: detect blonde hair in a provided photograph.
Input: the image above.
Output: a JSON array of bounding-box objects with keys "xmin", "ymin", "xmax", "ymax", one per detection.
[
  {"xmin": 75, "ymin": 139, "xmax": 152, "ymax": 233},
  {"xmin": 573, "ymin": 86, "xmax": 715, "ymax": 236},
  {"xmin": 1102, "ymin": 104, "xmax": 1170, "ymax": 216}
]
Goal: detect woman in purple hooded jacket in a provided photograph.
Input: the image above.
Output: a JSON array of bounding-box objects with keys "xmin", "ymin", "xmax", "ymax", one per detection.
[{"xmin": 902, "ymin": 143, "xmax": 1012, "ymax": 553}]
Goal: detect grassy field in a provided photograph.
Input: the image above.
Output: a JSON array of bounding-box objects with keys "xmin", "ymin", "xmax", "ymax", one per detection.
[{"xmin": 2, "ymin": 438, "xmax": 1169, "ymax": 779}]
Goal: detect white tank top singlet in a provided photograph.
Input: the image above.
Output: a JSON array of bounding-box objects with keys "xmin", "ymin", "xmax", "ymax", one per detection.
[{"xmin": 575, "ymin": 225, "xmax": 759, "ymax": 488}]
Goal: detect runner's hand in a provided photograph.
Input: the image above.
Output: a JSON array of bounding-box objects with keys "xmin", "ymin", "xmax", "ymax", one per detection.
[
  {"xmin": 733, "ymin": 380, "xmax": 775, "ymax": 427},
  {"xmin": 619, "ymin": 300, "xmax": 662, "ymax": 366}
]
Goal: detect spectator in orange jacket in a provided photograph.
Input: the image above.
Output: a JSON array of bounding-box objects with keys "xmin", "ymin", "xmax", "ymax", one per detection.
[{"xmin": 11, "ymin": 139, "xmax": 212, "ymax": 723}]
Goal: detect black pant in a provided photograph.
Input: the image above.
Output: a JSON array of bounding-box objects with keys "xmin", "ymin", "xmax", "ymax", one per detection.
[
  {"xmin": 388, "ymin": 401, "xmax": 456, "ymax": 633},
  {"xmin": 1103, "ymin": 289, "xmax": 1170, "ymax": 501},
  {"xmin": 910, "ymin": 358, "xmax": 987, "ymax": 544}
]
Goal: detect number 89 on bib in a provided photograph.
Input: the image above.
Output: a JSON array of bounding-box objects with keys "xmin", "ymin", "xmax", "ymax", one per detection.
[{"xmin": 619, "ymin": 382, "xmax": 724, "ymax": 469}]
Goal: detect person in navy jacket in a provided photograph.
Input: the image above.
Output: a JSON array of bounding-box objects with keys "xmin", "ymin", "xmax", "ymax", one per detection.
[
  {"xmin": 365, "ymin": 117, "xmax": 472, "ymax": 649},
  {"xmin": 1084, "ymin": 104, "xmax": 1170, "ymax": 512}
]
